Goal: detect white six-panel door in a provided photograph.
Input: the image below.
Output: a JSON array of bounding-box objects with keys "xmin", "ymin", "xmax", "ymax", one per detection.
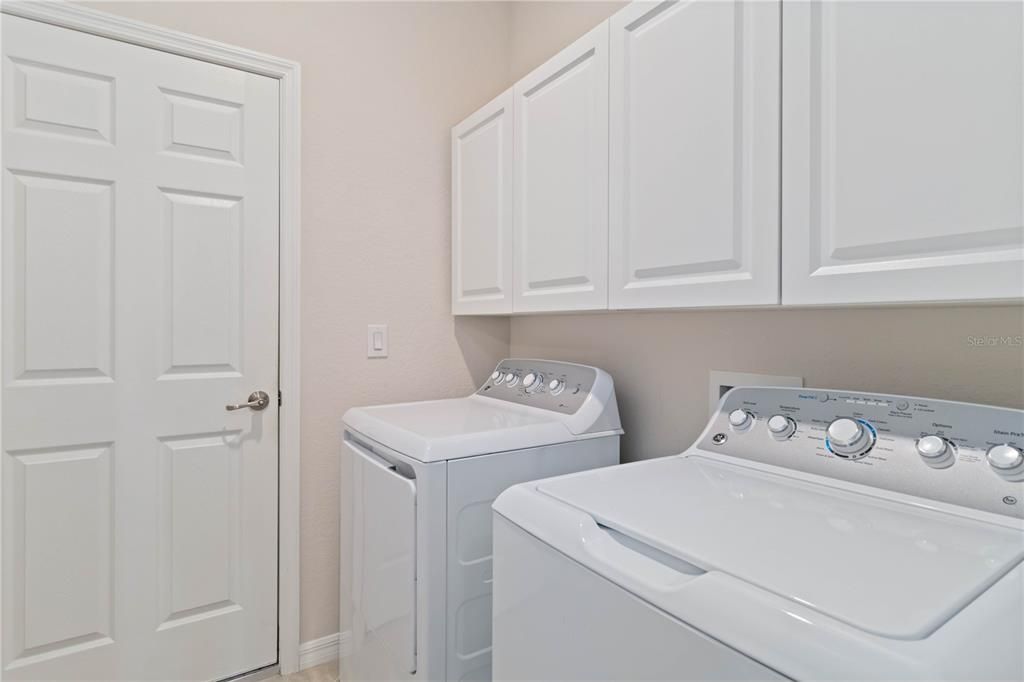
[
  {"xmin": 2, "ymin": 16, "xmax": 279, "ymax": 681},
  {"xmin": 608, "ymin": 0, "xmax": 780, "ymax": 309},
  {"xmin": 513, "ymin": 21, "xmax": 610, "ymax": 312},
  {"xmin": 451, "ymin": 89, "xmax": 514, "ymax": 315},
  {"xmin": 782, "ymin": 0, "xmax": 1024, "ymax": 304}
]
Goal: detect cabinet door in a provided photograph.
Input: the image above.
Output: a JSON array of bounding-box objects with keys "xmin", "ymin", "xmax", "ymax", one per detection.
[
  {"xmin": 514, "ymin": 22, "xmax": 610, "ymax": 312},
  {"xmin": 782, "ymin": 1, "xmax": 1024, "ymax": 305},
  {"xmin": 609, "ymin": 1, "xmax": 781, "ymax": 309},
  {"xmin": 451, "ymin": 89, "xmax": 514, "ymax": 314}
]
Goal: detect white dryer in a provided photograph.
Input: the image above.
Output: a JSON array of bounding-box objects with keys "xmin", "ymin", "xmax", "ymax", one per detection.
[
  {"xmin": 493, "ymin": 387, "xmax": 1024, "ymax": 681},
  {"xmin": 340, "ymin": 359, "xmax": 621, "ymax": 682}
]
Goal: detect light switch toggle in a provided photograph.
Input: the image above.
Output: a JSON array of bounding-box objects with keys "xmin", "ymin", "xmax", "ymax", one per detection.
[{"xmin": 368, "ymin": 324, "xmax": 388, "ymax": 358}]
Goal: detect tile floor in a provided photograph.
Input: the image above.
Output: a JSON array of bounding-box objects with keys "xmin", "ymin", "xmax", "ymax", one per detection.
[{"xmin": 280, "ymin": 661, "xmax": 338, "ymax": 682}]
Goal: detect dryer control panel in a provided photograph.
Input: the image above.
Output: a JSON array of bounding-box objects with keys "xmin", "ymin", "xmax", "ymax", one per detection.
[
  {"xmin": 477, "ymin": 359, "xmax": 597, "ymax": 415},
  {"xmin": 698, "ymin": 387, "xmax": 1024, "ymax": 519}
]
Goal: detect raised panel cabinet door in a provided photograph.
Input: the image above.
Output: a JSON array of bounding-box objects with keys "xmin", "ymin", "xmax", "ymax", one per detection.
[
  {"xmin": 609, "ymin": 0, "xmax": 781, "ymax": 309},
  {"xmin": 782, "ymin": 0, "xmax": 1024, "ymax": 305},
  {"xmin": 2, "ymin": 16, "xmax": 279, "ymax": 681},
  {"xmin": 451, "ymin": 89, "xmax": 514, "ymax": 315},
  {"xmin": 514, "ymin": 21, "xmax": 610, "ymax": 312}
]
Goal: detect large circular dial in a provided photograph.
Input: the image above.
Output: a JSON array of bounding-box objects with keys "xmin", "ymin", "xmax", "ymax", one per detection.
[
  {"xmin": 767, "ymin": 415, "xmax": 796, "ymax": 440},
  {"xmin": 916, "ymin": 435, "xmax": 955, "ymax": 469},
  {"xmin": 523, "ymin": 372, "xmax": 544, "ymax": 393},
  {"xmin": 986, "ymin": 444, "xmax": 1024, "ymax": 481},
  {"xmin": 826, "ymin": 418, "xmax": 875, "ymax": 458}
]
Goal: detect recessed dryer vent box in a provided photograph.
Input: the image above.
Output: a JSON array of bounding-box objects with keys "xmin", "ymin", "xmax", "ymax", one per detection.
[{"xmin": 709, "ymin": 370, "xmax": 803, "ymax": 417}]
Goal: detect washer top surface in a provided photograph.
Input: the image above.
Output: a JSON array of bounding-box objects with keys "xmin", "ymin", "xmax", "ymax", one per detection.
[
  {"xmin": 533, "ymin": 454, "xmax": 1024, "ymax": 640},
  {"xmin": 342, "ymin": 359, "xmax": 621, "ymax": 462},
  {"xmin": 345, "ymin": 395, "xmax": 569, "ymax": 462}
]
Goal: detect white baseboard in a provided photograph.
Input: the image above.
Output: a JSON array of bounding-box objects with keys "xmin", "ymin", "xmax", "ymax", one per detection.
[{"xmin": 298, "ymin": 631, "xmax": 350, "ymax": 671}]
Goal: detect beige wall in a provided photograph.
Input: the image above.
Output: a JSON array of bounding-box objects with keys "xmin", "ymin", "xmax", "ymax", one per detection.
[
  {"xmin": 504, "ymin": 1, "xmax": 1024, "ymax": 462},
  {"xmin": 83, "ymin": 1, "xmax": 513, "ymax": 642},
  {"xmin": 508, "ymin": 0, "xmax": 626, "ymax": 80}
]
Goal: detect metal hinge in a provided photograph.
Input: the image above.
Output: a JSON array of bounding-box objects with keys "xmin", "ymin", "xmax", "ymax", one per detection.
[{"xmin": 278, "ymin": 390, "xmax": 283, "ymax": 407}]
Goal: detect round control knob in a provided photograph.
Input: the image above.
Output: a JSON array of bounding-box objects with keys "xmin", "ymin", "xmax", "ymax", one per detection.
[
  {"xmin": 523, "ymin": 372, "xmax": 544, "ymax": 393},
  {"xmin": 916, "ymin": 435, "xmax": 954, "ymax": 469},
  {"xmin": 728, "ymin": 409, "xmax": 754, "ymax": 432},
  {"xmin": 987, "ymin": 444, "xmax": 1023, "ymax": 470},
  {"xmin": 767, "ymin": 415, "xmax": 796, "ymax": 440},
  {"xmin": 491, "ymin": 371, "xmax": 504, "ymax": 384},
  {"xmin": 504, "ymin": 373, "xmax": 520, "ymax": 387},
  {"xmin": 548, "ymin": 378, "xmax": 565, "ymax": 395},
  {"xmin": 826, "ymin": 418, "xmax": 875, "ymax": 458},
  {"xmin": 986, "ymin": 444, "xmax": 1024, "ymax": 481}
]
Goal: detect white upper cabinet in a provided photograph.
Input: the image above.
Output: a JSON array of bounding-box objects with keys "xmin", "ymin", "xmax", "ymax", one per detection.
[
  {"xmin": 782, "ymin": 1, "xmax": 1024, "ymax": 305},
  {"xmin": 452, "ymin": 89, "xmax": 514, "ymax": 314},
  {"xmin": 513, "ymin": 21, "xmax": 610, "ymax": 312},
  {"xmin": 452, "ymin": 0, "xmax": 1021, "ymax": 314},
  {"xmin": 609, "ymin": 1, "xmax": 781, "ymax": 309}
]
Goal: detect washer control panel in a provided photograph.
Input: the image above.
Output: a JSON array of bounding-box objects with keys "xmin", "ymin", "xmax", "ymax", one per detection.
[
  {"xmin": 477, "ymin": 359, "xmax": 597, "ymax": 415},
  {"xmin": 698, "ymin": 387, "xmax": 1024, "ymax": 519}
]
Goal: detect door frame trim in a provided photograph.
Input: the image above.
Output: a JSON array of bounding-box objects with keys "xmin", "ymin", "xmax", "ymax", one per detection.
[{"xmin": 0, "ymin": 2, "xmax": 304, "ymax": 675}]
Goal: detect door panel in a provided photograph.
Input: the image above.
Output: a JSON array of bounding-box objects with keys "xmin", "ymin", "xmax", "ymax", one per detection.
[
  {"xmin": 7, "ymin": 445, "xmax": 114, "ymax": 659},
  {"xmin": 609, "ymin": 0, "xmax": 780, "ymax": 309},
  {"xmin": 159, "ymin": 189, "xmax": 243, "ymax": 376},
  {"xmin": 9, "ymin": 171, "xmax": 114, "ymax": 381},
  {"xmin": 782, "ymin": 0, "xmax": 1024, "ymax": 304},
  {"xmin": 2, "ymin": 16, "xmax": 279, "ymax": 681},
  {"xmin": 161, "ymin": 88, "xmax": 244, "ymax": 163},
  {"xmin": 514, "ymin": 21, "xmax": 609, "ymax": 312},
  {"xmin": 9, "ymin": 57, "xmax": 115, "ymax": 143},
  {"xmin": 157, "ymin": 434, "xmax": 242, "ymax": 628},
  {"xmin": 451, "ymin": 90, "xmax": 514, "ymax": 315}
]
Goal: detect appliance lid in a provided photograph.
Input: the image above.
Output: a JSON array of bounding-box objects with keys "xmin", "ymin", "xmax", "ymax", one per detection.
[
  {"xmin": 343, "ymin": 396, "xmax": 582, "ymax": 462},
  {"xmin": 534, "ymin": 455, "xmax": 1024, "ymax": 640}
]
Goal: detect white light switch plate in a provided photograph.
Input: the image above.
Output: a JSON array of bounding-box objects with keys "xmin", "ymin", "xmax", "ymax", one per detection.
[
  {"xmin": 367, "ymin": 324, "xmax": 388, "ymax": 358},
  {"xmin": 709, "ymin": 370, "xmax": 802, "ymax": 416}
]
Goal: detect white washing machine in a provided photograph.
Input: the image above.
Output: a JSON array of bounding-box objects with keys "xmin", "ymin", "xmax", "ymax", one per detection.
[
  {"xmin": 493, "ymin": 387, "xmax": 1024, "ymax": 681},
  {"xmin": 340, "ymin": 359, "xmax": 621, "ymax": 682}
]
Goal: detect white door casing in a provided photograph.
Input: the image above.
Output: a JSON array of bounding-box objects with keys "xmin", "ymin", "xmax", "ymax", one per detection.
[
  {"xmin": 451, "ymin": 89, "xmax": 514, "ymax": 315},
  {"xmin": 782, "ymin": 0, "xmax": 1024, "ymax": 305},
  {"xmin": 2, "ymin": 15, "xmax": 280, "ymax": 681},
  {"xmin": 608, "ymin": 0, "xmax": 781, "ymax": 309},
  {"xmin": 513, "ymin": 21, "xmax": 610, "ymax": 313}
]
